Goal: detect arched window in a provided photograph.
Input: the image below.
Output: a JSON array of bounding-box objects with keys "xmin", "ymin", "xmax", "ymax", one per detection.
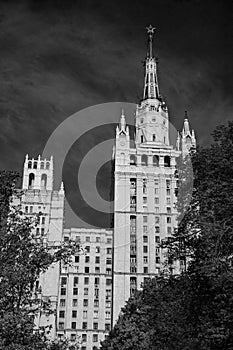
[
  {"xmin": 40, "ymin": 162, "xmax": 44, "ymax": 169},
  {"xmin": 153, "ymin": 134, "xmax": 156, "ymax": 142},
  {"xmin": 28, "ymin": 161, "xmax": 32, "ymax": 169},
  {"xmin": 41, "ymin": 174, "xmax": 47, "ymax": 189},
  {"xmin": 141, "ymin": 135, "xmax": 144, "ymax": 143},
  {"xmin": 141, "ymin": 155, "xmax": 148, "ymax": 166},
  {"xmin": 153, "ymin": 155, "xmax": 159, "ymax": 166},
  {"xmin": 28, "ymin": 173, "xmax": 35, "ymax": 188},
  {"xmin": 120, "ymin": 153, "xmax": 125, "ymax": 165},
  {"xmin": 130, "ymin": 155, "xmax": 137, "ymax": 166},
  {"xmin": 33, "ymin": 161, "xmax": 37, "ymax": 169},
  {"xmin": 164, "ymin": 156, "xmax": 171, "ymax": 167},
  {"xmin": 46, "ymin": 162, "xmax": 50, "ymax": 170}
]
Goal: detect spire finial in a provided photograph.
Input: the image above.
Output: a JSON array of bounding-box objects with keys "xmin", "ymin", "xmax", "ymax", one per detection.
[{"xmin": 146, "ymin": 25, "xmax": 155, "ymax": 58}]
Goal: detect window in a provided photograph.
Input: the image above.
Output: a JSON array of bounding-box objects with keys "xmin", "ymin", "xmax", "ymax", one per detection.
[
  {"xmin": 94, "ymin": 300, "xmax": 99, "ymax": 307},
  {"xmin": 61, "ymin": 277, "xmax": 67, "ymax": 286},
  {"xmin": 73, "ymin": 288, "xmax": 78, "ymax": 295},
  {"xmin": 74, "ymin": 277, "xmax": 79, "ymax": 285},
  {"xmin": 106, "ymin": 268, "xmax": 111, "ymax": 275},
  {"xmin": 106, "ymin": 289, "xmax": 111, "ymax": 298},
  {"xmin": 83, "ymin": 310, "xmax": 87, "ymax": 319},
  {"xmin": 94, "ymin": 288, "xmax": 99, "ymax": 298},
  {"xmin": 143, "ymin": 216, "xmax": 147, "ymax": 223},
  {"xmin": 143, "ymin": 235, "xmax": 148, "ymax": 243},
  {"xmin": 141, "ymin": 154, "xmax": 148, "ymax": 166},
  {"xmin": 82, "ymin": 334, "xmax": 87, "ymax": 342},
  {"xmin": 143, "ymin": 246, "xmax": 148, "ymax": 253},
  {"xmin": 141, "ymin": 135, "xmax": 144, "ymax": 143},
  {"xmin": 95, "ymin": 257, "xmax": 100, "ymax": 264},
  {"xmin": 167, "ymin": 216, "xmax": 171, "ymax": 224},
  {"xmin": 85, "ymin": 256, "xmax": 90, "ymax": 263},
  {"xmin": 142, "ymin": 179, "xmax": 147, "ymax": 194},
  {"xmin": 167, "ymin": 197, "xmax": 171, "ymax": 205},
  {"xmin": 143, "ymin": 256, "xmax": 148, "ymax": 263},
  {"xmin": 154, "ymin": 187, "xmax": 158, "ymax": 194},
  {"xmin": 93, "ymin": 334, "xmax": 98, "ymax": 342},
  {"xmin": 93, "ymin": 323, "xmax": 98, "ymax": 330},
  {"xmin": 105, "ymin": 311, "xmax": 111, "ymax": 319},
  {"xmin": 74, "ymin": 255, "xmax": 79, "ymax": 263},
  {"xmin": 86, "ymin": 236, "xmax": 90, "ymax": 242},
  {"xmin": 30, "ymin": 206, "xmax": 33, "ymax": 213},
  {"xmin": 60, "ymin": 288, "xmax": 66, "ymax": 295},
  {"xmin": 144, "ymin": 267, "xmax": 148, "ymax": 273},
  {"xmin": 166, "ymin": 189, "xmax": 171, "ymax": 196},
  {"xmin": 156, "ymin": 257, "xmax": 160, "ymax": 264},
  {"xmin": 153, "ymin": 155, "xmax": 159, "ymax": 166},
  {"xmin": 155, "ymin": 226, "xmax": 160, "ymax": 233},
  {"xmin": 96, "ymin": 236, "xmax": 100, "ymax": 242},
  {"xmin": 167, "ymin": 227, "xmax": 172, "ymax": 234},
  {"xmin": 36, "ymin": 228, "xmax": 39, "ymax": 235},
  {"xmin": 28, "ymin": 173, "xmax": 35, "ymax": 188},
  {"xmin": 95, "ymin": 277, "xmax": 100, "ymax": 285},
  {"xmin": 60, "ymin": 299, "xmax": 65, "ymax": 307},
  {"xmin": 59, "ymin": 310, "xmax": 65, "ymax": 318},
  {"xmin": 85, "ymin": 267, "xmax": 89, "ymax": 273},
  {"xmin": 83, "ymin": 299, "xmax": 88, "ymax": 307},
  {"xmin": 58, "ymin": 322, "xmax": 64, "ymax": 330},
  {"xmin": 130, "ymin": 155, "xmax": 137, "ymax": 165},
  {"xmin": 85, "ymin": 246, "xmax": 90, "ymax": 253},
  {"xmin": 167, "ymin": 207, "xmax": 171, "ymax": 214},
  {"xmin": 94, "ymin": 310, "xmax": 99, "ymax": 319},
  {"xmin": 95, "ymin": 267, "xmax": 100, "ymax": 273},
  {"xmin": 41, "ymin": 174, "xmax": 47, "ymax": 189},
  {"xmin": 82, "ymin": 322, "xmax": 87, "ymax": 330},
  {"xmin": 41, "ymin": 216, "xmax": 45, "ymax": 225},
  {"xmin": 106, "ymin": 248, "xmax": 112, "ymax": 254},
  {"xmin": 72, "ymin": 310, "xmax": 77, "ymax": 318},
  {"xmin": 105, "ymin": 324, "xmax": 111, "ymax": 331},
  {"xmin": 106, "ymin": 258, "xmax": 112, "ymax": 265},
  {"xmin": 154, "ymin": 197, "xmax": 159, "ymax": 204},
  {"xmin": 75, "ymin": 236, "xmax": 81, "ymax": 242},
  {"xmin": 73, "ymin": 299, "xmax": 78, "ymax": 307},
  {"xmin": 155, "ymin": 216, "xmax": 160, "ymax": 224},
  {"xmin": 71, "ymin": 334, "xmax": 76, "ymax": 341},
  {"xmin": 154, "ymin": 179, "xmax": 159, "ymax": 186},
  {"xmin": 25, "ymin": 206, "xmax": 28, "ymax": 213},
  {"xmin": 156, "ymin": 247, "xmax": 160, "ymax": 256},
  {"xmin": 107, "ymin": 238, "xmax": 112, "ymax": 244},
  {"xmin": 106, "ymin": 279, "xmax": 112, "ymax": 286},
  {"xmin": 152, "ymin": 134, "xmax": 156, "ymax": 142},
  {"xmin": 96, "ymin": 246, "xmax": 100, "ymax": 253},
  {"xmin": 143, "ymin": 225, "xmax": 147, "ymax": 233},
  {"xmin": 84, "ymin": 288, "xmax": 88, "ymax": 295},
  {"xmin": 71, "ymin": 322, "xmax": 76, "ymax": 330},
  {"xmin": 166, "ymin": 180, "xmax": 171, "ymax": 188},
  {"xmin": 155, "ymin": 236, "xmax": 160, "ymax": 243},
  {"xmin": 164, "ymin": 156, "xmax": 171, "ymax": 167},
  {"xmin": 143, "ymin": 197, "xmax": 147, "ymax": 205},
  {"xmin": 106, "ymin": 301, "xmax": 111, "ymax": 308},
  {"xmin": 41, "ymin": 228, "xmax": 45, "ymax": 236},
  {"xmin": 155, "ymin": 207, "xmax": 159, "ymax": 213}
]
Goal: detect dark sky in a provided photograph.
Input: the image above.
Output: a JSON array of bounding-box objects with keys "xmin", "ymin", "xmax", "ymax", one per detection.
[{"xmin": 0, "ymin": 0, "xmax": 232, "ymax": 227}]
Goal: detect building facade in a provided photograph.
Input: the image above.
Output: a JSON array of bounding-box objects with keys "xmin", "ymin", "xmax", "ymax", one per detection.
[{"xmin": 18, "ymin": 27, "xmax": 196, "ymax": 349}]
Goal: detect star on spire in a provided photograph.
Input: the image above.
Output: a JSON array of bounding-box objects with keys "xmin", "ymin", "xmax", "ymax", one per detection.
[{"xmin": 146, "ymin": 24, "xmax": 155, "ymax": 35}]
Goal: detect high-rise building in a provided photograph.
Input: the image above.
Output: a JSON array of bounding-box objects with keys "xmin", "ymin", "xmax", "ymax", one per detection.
[{"xmin": 17, "ymin": 26, "xmax": 196, "ymax": 349}]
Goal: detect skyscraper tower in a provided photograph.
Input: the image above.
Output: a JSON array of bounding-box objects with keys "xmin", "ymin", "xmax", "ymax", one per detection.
[{"xmin": 113, "ymin": 26, "xmax": 183, "ymax": 323}]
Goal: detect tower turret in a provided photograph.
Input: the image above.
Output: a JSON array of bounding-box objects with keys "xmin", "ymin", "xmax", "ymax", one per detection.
[{"xmin": 181, "ymin": 111, "xmax": 196, "ymax": 155}]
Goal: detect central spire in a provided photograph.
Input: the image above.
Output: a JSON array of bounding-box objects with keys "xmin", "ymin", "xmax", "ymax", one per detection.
[{"xmin": 143, "ymin": 25, "xmax": 160, "ymax": 101}]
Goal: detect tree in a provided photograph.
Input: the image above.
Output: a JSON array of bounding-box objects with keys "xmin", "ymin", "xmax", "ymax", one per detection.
[
  {"xmin": 0, "ymin": 171, "xmax": 80, "ymax": 350},
  {"xmin": 101, "ymin": 121, "xmax": 233, "ymax": 350}
]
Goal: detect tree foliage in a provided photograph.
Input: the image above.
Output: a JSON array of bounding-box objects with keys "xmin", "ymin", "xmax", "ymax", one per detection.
[{"xmin": 101, "ymin": 121, "xmax": 233, "ymax": 350}]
